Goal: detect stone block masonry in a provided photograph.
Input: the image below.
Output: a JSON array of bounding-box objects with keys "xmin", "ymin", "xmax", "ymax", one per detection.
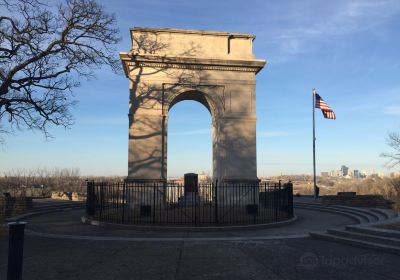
[{"xmin": 120, "ymin": 27, "xmax": 266, "ymax": 184}]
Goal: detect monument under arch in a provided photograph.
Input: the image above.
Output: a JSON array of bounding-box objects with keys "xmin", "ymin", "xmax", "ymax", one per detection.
[{"xmin": 120, "ymin": 27, "xmax": 266, "ymax": 184}]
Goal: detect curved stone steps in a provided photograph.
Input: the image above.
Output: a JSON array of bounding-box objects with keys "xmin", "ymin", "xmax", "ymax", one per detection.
[
  {"xmin": 326, "ymin": 229, "xmax": 400, "ymax": 247},
  {"xmin": 295, "ymin": 205, "xmax": 365, "ymax": 223},
  {"xmin": 330, "ymin": 205, "xmax": 381, "ymax": 222},
  {"xmin": 309, "ymin": 231, "xmax": 400, "ymax": 256},
  {"xmin": 366, "ymin": 208, "xmax": 388, "ymax": 220},
  {"xmin": 296, "ymin": 201, "xmax": 398, "ymax": 221},
  {"xmin": 368, "ymin": 208, "xmax": 398, "ymax": 219},
  {"xmin": 6, "ymin": 201, "xmax": 85, "ymax": 222},
  {"xmin": 295, "ymin": 201, "xmax": 397, "ymax": 225},
  {"xmin": 346, "ymin": 223, "xmax": 400, "ymax": 239},
  {"xmin": 33, "ymin": 203, "xmax": 84, "ymax": 211},
  {"xmin": 302, "ymin": 201, "xmax": 400, "ymax": 255},
  {"xmin": 294, "ymin": 203, "xmax": 376, "ymax": 224}
]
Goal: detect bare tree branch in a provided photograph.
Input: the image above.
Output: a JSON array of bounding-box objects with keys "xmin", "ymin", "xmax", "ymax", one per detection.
[
  {"xmin": 381, "ymin": 132, "xmax": 400, "ymax": 168},
  {"xmin": 0, "ymin": 0, "xmax": 121, "ymax": 138}
]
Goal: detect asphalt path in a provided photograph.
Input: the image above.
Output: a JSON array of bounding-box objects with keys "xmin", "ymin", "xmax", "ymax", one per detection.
[{"xmin": 1, "ymin": 207, "xmax": 399, "ymax": 279}]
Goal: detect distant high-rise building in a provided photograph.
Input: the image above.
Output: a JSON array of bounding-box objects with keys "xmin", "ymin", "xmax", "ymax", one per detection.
[
  {"xmin": 341, "ymin": 165, "xmax": 349, "ymax": 177},
  {"xmin": 347, "ymin": 168, "xmax": 353, "ymax": 178},
  {"xmin": 353, "ymin": 170, "xmax": 360, "ymax": 179}
]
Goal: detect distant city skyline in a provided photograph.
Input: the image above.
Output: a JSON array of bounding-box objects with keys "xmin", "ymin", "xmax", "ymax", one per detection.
[{"xmin": 1, "ymin": 0, "xmax": 400, "ymax": 177}]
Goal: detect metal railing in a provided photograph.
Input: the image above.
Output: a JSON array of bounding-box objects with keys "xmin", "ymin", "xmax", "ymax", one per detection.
[{"xmin": 86, "ymin": 181, "xmax": 293, "ymax": 226}]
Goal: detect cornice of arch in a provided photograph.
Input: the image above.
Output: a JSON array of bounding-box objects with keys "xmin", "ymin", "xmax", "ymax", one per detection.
[{"xmin": 120, "ymin": 53, "xmax": 266, "ymax": 77}]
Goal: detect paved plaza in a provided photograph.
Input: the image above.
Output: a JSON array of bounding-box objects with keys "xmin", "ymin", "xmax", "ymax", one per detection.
[{"xmin": 1, "ymin": 208, "xmax": 399, "ymax": 280}]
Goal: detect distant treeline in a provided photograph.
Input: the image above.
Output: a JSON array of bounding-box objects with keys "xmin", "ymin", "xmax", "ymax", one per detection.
[
  {"xmin": 0, "ymin": 168, "xmax": 124, "ymax": 196},
  {"xmin": 1, "ymin": 168, "xmax": 399, "ymax": 210},
  {"xmin": 290, "ymin": 176, "xmax": 400, "ymax": 210}
]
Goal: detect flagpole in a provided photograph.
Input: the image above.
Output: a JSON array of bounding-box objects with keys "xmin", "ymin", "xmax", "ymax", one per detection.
[{"xmin": 312, "ymin": 88, "xmax": 317, "ymax": 199}]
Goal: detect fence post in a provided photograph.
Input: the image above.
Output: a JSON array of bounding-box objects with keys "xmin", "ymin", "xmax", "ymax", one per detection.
[
  {"xmin": 274, "ymin": 182, "xmax": 279, "ymax": 222},
  {"xmin": 7, "ymin": 221, "xmax": 27, "ymax": 280},
  {"xmin": 86, "ymin": 181, "xmax": 95, "ymax": 216},
  {"xmin": 287, "ymin": 181, "xmax": 294, "ymax": 218},
  {"xmin": 278, "ymin": 181, "xmax": 282, "ymax": 221},
  {"xmin": 121, "ymin": 182, "xmax": 126, "ymax": 224},
  {"xmin": 99, "ymin": 183, "xmax": 104, "ymax": 220},
  {"xmin": 253, "ymin": 184, "xmax": 258, "ymax": 224},
  {"xmin": 153, "ymin": 183, "xmax": 156, "ymax": 224},
  {"xmin": 214, "ymin": 180, "xmax": 218, "ymax": 225}
]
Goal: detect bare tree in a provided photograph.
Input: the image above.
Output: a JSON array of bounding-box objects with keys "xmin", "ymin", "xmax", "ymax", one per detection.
[
  {"xmin": 0, "ymin": 0, "xmax": 121, "ymax": 139},
  {"xmin": 388, "ymin": 176, "xmax": 400, "ymax": 210},
  {"xmin": 381, "ymin": 132, "xmax": 400, "ymax": 167}
]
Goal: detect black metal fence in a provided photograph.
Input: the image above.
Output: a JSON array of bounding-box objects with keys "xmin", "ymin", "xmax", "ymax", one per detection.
[{"xmin": 86, "ymin": 181, "xmax": 293, "ymax": 226}]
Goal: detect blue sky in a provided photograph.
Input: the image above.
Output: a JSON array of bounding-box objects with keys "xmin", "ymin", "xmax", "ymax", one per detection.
[{"xmin": 1, "ymin": 0, "xmax": 400, "ymax": 177}]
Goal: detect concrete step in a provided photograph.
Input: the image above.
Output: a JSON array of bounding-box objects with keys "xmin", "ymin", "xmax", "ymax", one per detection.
[
  {"xmin": 5, "ymin": 203, "xmax": 85, "ymax": 223},
  {"xmin": 346, "ymin": 225, "xmax": 400, "ymax": 239},
  {"xmin": 294, "ymin": 202, "xmax": 325, "ymax": 207},
  {"xmin": 331, "ymin": 205, "xmax": 381, "ymax": 221},
  {"xmin": 367, "ymin": 208, "xmax": 389, "ymax": 220},
  {"xmin": 295, "ymin": 205, "xmax": 363, "ymax": 223},
  {"xmin": 295, "ymin": 202, "xmax": 398, "ymax": 221},
  {"xmin": 295, "ymin": 204, "xmax": 371, "ymax": 223},
  {"xmin": 309, "ymin": 231, "xmax": 400, "ymax": 256},
  {"xmin": 293, "ymin": 197, "xmax": 322, "ymax": 204},
  {"xmin": 368, "ymin": 208, "xmax": 399, "ymax": 219},
  {"xmin": 295, "ymin": 202, "xmax": 381, "ymax": 220},
  {"xmin": 295, "ymin": 204, "xmax": 368, "ymax": 223},
  {"xmin": 327, "ymin": 229, "xmax": 400, "ymax": 247},
  {"xmin": 324, "ymin": 206, "xmax": 380, "ymax": 222},
  {"xmin": 33, "ymin": 205, "xmax": 84, "ymax": 212},
  {"xmin": 35, "ymin": 200, "xmax": 85, "ymax": 205},
  {"xmin": 37, "ymin": 203, "xmax": 84, "ymax": 208},
  {"xmin": 33, "ymin": 203, "xmax": 85, "ymax": 211}
]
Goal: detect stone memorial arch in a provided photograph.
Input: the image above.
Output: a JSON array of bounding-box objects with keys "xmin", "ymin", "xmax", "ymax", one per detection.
[{"xmin": 120, "ymin": 27, "xmax": 266, "ymax": 184}]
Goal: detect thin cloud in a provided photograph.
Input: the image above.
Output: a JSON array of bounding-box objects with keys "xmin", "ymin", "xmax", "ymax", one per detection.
[
  {"xmin": 384, "ymin": 106, "xmax": 400, "ymax": 116},
  {"xmin": 264, "ymin": 0, "xmax": 400, "ymax": 59}
]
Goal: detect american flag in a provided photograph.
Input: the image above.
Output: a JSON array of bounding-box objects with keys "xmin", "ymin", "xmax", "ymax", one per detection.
[{"xmin": 315, "ymin": 93, "xmax": 336, "ymax": 119}]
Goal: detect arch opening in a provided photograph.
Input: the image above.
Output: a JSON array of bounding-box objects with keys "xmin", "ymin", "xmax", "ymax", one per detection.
[
  {"xmin": 167, "ymin": 98, "xmax": 213, "ymax": 181},
  {"xmin": 169, "ymin": 90, "xmax": 212, "ymax": 115}
]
